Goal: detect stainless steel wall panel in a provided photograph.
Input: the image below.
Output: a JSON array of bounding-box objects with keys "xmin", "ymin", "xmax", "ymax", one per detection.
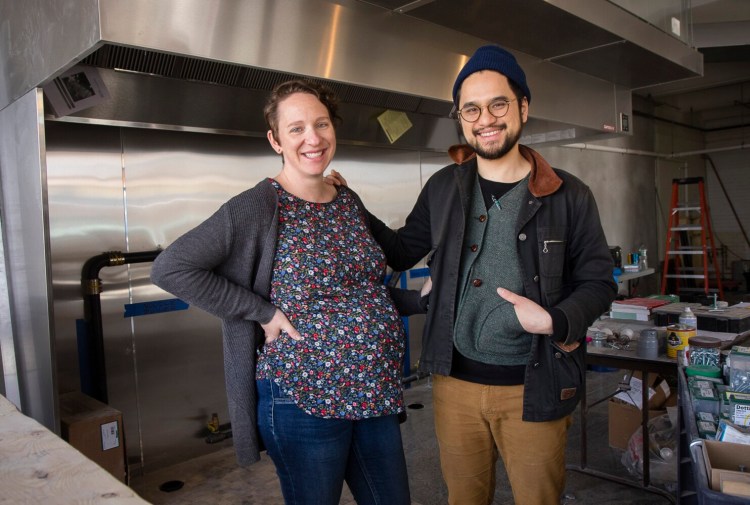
[
  {"xmin": 0, "ymin": 0, "xmax": 102, "ymax": 109},
  {"xmin": 121, "ymin": 128, "xmax": 279, "ymax": 251},
  {"xmin": 0, "ymin": 89, "xmax": 56, "ymax": 427},
  {"xmin": 332, "ymin": 147, "xmax": 424, "ymax": 229},
  {"xmin": 45, "ymin": 122, "xmax": 126, "ymax": 399}
]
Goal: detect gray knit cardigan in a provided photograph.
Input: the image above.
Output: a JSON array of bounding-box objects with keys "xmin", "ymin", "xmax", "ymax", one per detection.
[{"xmin": 150, "ymin": 178, "xmax": 422, "ymax": 466}]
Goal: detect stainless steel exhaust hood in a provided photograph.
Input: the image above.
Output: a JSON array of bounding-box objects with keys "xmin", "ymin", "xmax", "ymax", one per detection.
[{"xmin": 1, "ymin": 0, "xmax": 703, "ymax": 147}]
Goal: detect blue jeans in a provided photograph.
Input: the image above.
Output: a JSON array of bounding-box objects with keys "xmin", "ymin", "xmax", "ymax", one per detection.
[{"xmin": 256, "ymin": 379, "xmax": 411, "ymax": 505}]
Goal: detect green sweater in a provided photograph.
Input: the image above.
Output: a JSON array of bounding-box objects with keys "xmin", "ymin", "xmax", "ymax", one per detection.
[{"xmin": 454, "ymin": 176, "xmax": 533, "ymax": 365}]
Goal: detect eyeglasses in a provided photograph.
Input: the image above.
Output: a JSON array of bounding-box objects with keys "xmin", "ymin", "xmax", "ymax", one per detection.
[{"xmin": 456, "ymin": 98, "xmax": 517, "ymax": 123}]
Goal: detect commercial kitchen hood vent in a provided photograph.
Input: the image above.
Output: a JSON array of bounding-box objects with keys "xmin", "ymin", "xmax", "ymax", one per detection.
[
  {"xmin": 2, "ymin": 0, "xmax": 703, "ymax": 149},
  {"xmin": 362, "ymin": 0, "xmax": 703, "ymax": 90},
  {"xmin": 86, "ymin": 46, "xmax": 180, "ymax": 81},
  {"xmin": 81, "ymin": 45, "xmax": 454, "ymax": 118}
]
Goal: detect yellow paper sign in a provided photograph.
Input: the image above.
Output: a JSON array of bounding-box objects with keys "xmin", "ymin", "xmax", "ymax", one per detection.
[{"xmin": 377, "ymin": 110, "xmax": 413, "ymax": 144}]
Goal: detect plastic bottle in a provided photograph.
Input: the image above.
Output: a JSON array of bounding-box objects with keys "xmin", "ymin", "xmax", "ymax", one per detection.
[
  {"xmin": 638, "ymin": 245, "xmax": 648, "ymax": 270},
  {"xmin": 678, "ymin": 306, "xmax": 697, "ymax": 329}
]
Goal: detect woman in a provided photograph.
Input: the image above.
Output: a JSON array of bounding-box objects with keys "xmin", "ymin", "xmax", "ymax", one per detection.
[{"xmin": 151, "ymin": 79, "xmax": 423, "ymax": 505}]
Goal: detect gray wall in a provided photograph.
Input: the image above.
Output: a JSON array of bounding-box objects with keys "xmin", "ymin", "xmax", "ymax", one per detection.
[
  {"xmin": 538, "ymin": 111, "xmax": 661, "ymax": 297},
  {"xmin": 705, "ymin": 128, "xmax": 750, "ymax": 288}
]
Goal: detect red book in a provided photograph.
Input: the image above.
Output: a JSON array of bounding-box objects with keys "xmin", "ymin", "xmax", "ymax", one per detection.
[{"xmin": 611, "ymin": 297, "xmax": 670, "ymax": 310}]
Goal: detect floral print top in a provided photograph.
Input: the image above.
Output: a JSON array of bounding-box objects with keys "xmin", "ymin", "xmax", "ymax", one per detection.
[{"xmin": 256, "ymin": 179, "xmax": 405, "ymax": 419}]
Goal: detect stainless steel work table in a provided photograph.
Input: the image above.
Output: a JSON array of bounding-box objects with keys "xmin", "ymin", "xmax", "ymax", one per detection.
[
  {"xmin": 571, "ymin": 318, "xmax": 750, "ymax": 503},
  {"xmin": 574, "ymin": 334, "xmax": 678, "ymax": 502}
]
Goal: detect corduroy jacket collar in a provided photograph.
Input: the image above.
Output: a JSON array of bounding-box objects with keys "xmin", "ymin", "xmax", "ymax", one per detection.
[{"xmin": 447, "ymin": 143, "xmax": 562, "ymax": 198}]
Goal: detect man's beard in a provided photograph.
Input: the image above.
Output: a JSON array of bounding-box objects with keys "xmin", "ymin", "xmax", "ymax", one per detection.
[{"xmin": 469, "ymin": 122, "xmax": 523, "ymax": 160}]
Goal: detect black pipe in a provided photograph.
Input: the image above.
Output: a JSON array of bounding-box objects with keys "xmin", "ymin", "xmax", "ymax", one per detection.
[
  {"xmin": 401, "ymin": 370, "xmax": 430, "ymax": 385},
  {"xmin": 81, "ymin": 249, "xmax": 162, "ymax": 403}
]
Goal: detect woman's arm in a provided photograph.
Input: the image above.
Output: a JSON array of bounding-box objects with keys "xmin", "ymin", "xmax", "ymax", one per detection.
[{"xmin": 150, "ymin": 204, "xmax": 277, "ymax": 325}]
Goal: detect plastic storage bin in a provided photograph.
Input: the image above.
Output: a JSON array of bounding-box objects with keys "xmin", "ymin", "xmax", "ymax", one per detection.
[{"xmin": 678, "ymin": 368, "xmax": 750, "ymax": 504}]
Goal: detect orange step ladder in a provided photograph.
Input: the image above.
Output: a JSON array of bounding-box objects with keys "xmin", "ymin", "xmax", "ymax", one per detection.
[{"xmin": 660, "ymin": 177, "xmax": 724, "ymax": 299}]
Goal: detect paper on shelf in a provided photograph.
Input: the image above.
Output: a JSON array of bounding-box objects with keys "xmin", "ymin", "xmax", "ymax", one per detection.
[{"xmin": 614, "ymin": 376, "xmax": 655, "ymax": 410}]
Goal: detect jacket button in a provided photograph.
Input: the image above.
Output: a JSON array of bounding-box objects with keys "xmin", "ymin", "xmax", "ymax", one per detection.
[
  {"xmin": 532, "ymin": 362, "xmax": 541, "ymax": 368},
  {"xmin": 519, "ymin": 233, "xmax": 527, "ymax": 241},
  {"xmin": 478, "ymin": 215, "xmax": 487, "ymax": 222},
  {"xmin": 472, "ymin": 278, "xmax": 482, "ymax": 287},
  {"xmin": 555, "ymin": 352, "xmax": 562, "ymax": 359},
  {"xmin": 470, "ymin": 244, "xmax": 478, "ymax": 252},
  {"xmin": 533, "ymin": 275, "xmax": 539, "ymax": 282}
]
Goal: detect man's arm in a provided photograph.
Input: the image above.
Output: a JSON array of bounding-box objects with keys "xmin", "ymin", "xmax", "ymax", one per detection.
[
  {"xmin": 367, "ymin": 183, "xmax": 435, "ymax": 272},
  {"xmin": 329, "ymin": 168, "xmax": 433, "ymax": 271},
  {"xmin": 552, "ymin": 186, "xmax": 617, "ymax": 345}
]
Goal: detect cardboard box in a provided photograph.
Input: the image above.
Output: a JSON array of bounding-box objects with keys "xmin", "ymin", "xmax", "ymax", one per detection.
[
  {"xmin": 649, "ymin": 378, "xmax": 670, "ymax": 409},
  {"xmin": 721, "ymin": 474, "xmax": 750, "ymax": 498},
  {"xmin": 702, "ymin": 440, "xmax": 750, "ymax": 491},
  {"xmin": 59, "ymin": 391, "xmax": 126, "ymax": 483},
  {"xmin": 610, "ymin": 370, "xmax": 671, "ymax": 409},
  {"xmin": 608, "ymin": 398, "xmax": 668, "ymax": 450},
  {"xmin": 621, "ymin": 371, "xmax": 671, "ymax": 410},
  {"xmin": 607, "ymin": 376, "xmax": 677, "ymax": 451}
]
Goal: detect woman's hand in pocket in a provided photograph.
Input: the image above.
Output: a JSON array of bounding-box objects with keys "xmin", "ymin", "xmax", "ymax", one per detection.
[{"xmin": 261, "ymin": 309, "xmax": 302, "ymax": 344}]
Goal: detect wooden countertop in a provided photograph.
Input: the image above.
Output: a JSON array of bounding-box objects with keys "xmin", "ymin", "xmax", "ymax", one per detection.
[{"xmin": 0, "ymin": 394, "xmax": 149, "ymax": 504}]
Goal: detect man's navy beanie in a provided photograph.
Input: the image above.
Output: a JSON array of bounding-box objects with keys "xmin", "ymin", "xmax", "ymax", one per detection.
[{"xmin": 452, "ymin": 45, "xmax": 531, "ymax": 105}]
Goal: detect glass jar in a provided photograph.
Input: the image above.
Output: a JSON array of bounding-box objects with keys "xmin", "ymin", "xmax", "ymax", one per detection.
[
  {"xmin": 688, "ymin": 336, "xmax": 721, "ymax": 367},
  {"xmin": 589, "ymin": 330, "xmax": 607, "ymax": 348}
]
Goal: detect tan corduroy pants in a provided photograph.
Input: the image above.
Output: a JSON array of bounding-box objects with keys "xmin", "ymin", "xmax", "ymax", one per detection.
[{"xmin": 432, "ymin": 374, "xmax": 572, "ymax": 505}]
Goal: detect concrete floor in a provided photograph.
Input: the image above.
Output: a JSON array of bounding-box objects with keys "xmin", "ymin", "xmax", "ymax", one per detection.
[{"xmin": 129, "ymin": 369, "xmax": 677, "ymax": 504}]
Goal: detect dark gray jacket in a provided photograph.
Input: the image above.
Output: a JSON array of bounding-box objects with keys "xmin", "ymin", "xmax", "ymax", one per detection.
[
  {"xmin": 369, "ymin": 145, "xmax": 617, "ymax": 421},
  {"xmin": 151, "ymin": 179, "xmax": 423, "ymax": 466}
]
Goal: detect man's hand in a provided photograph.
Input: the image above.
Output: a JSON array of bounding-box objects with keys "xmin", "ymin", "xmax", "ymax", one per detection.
[
  {"xmin": 497, "ymin": 287, "xmax": 553, "ymax": 335},
  {"xmin": 260, "ymin": 309, "xmax": 303, "ymax": 344},
  {"xmin": 324, "ymin": 169, "xmax": 348, "ymax": 187},
  {"xmin": 420, "ymin": 276, "xmax": 433, "ymax": 297}
]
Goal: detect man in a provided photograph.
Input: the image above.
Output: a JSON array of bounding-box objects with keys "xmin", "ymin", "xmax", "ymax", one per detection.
[{"xmin": 368, "ymin": 45, "xmax": 617, "ymax": 504}]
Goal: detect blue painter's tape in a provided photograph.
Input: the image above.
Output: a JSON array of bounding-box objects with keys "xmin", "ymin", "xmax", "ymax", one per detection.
[
  {"xmin": 409, "ymin": 268, "xmax": 430, "ymax": 279},
  {"xmin": 124, "ymin": 299, "xmax": 189, "ymax": 317}
]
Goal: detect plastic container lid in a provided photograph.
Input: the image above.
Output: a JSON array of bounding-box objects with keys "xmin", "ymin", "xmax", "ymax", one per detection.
[
  {"xmin": 685, "ymin": 364, "xmax": 722, "ymax": 378},
  {"xmin": 688, "ymin": 336, "xmax": 722, "ymax": 348}
]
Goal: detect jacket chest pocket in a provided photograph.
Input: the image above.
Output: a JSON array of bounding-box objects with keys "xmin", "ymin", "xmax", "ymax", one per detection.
[{"xmin": 538, "ymin": 227, "xmax": 568, "ymax": 278}]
